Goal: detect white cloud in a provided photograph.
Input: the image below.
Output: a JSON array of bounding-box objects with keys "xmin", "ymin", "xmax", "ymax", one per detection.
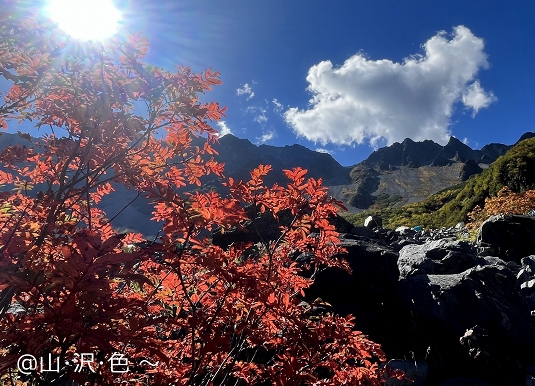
[
  {"xmin": 462, "ymin": 81, "xmax": 497, "ymax": 117},
  {"xmin": 272, "ymin": 98, "xmax": 283, "ymax": 114},
  {"xmin": 236, "ymin": 83, "xmax": 255, "ymax": 100},
  {"xmin": 216, "ymin": 121, "xmax": 233, "ymax": 137},
  {"xmin": 257, "ymin": 131, "xmax": 275, "ymax": 144},
  {"xmin": 254, "ymin": 114, "xmax": 268, "ymax": 124},
  {"xmin": 315, "ymin": 148, "xmax": 332, "ymax": 155},
  {"xmin": 246, "ymin": 106, "xmax": 268, "ymax": 124},
  {"xmin": 284, "ymin": 26, "xmax": 497, "ymax": 147}
]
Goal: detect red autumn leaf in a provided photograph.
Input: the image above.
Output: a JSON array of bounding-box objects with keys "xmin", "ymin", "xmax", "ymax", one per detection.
[{"xmin": 267, "ymin": 292, "xmax": 277, "ymax": 305}]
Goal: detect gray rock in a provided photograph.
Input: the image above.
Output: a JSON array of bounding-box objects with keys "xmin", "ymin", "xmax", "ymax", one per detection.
[
  {"xmin": 521, "ymin": 279, "xmax": 535, "ymax": 295},
  {"xmin": 6, "ymin": 302, "xmax": 25, "ymax": 316},
  {"xmin": 480, "ymin": 256, "xmax": 508, "ymax": 267},
  {"xmin": 523, "ymin": 256, "xmax": 535, "ymax": 270},
  {"xmin": 518, "ymin": 257, "xmax": 535, "ymax": 288},
  {"xmin": 398, "ymin": 265, "xmax": 534, "ymax": 349},
  {"xmin": 506, "ymin": 260, "xmax": 521, "ymax": 271},
  {"xmin": 396, "ymin": 226, "xmax": 416, "ymax": 236},
  {"xmin": 391, "ymin": 238, "xmax": 420, "ymax": 251},
  {"xmin": 518, "ymin": 268, "xmax": 534, "ymax": 287},
  {"xmin": 398, "ymin": 239, "xmax": 478, "ymax": 278}
]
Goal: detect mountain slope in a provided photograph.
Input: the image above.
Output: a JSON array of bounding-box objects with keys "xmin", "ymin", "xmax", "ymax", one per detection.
[
  {"xmin": 434, "ymin": 136, "xmax": 535, "ymax": 224},
  {"xmin": 334, "ymin": 132, "xmax": 535, "ymax": 212},
  {"xmin": 344, "ymin": 136, "xmax": 535, "ymax": 229},
  {"xmin": 0, "ymin": 132, "xmax": 351, "ymax": 238},
  {"xmin": 213, "ymin": 134, "xmax": 351, "ymax": 187},
  {"xmin": 2, "ymin": 131, "xmax": 534, "ymax": 235}
]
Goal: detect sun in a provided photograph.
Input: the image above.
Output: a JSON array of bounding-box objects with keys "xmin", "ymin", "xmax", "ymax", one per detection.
[{"xmin": 46, "ymin": 0, "xmax": 121, "ymax": 41}]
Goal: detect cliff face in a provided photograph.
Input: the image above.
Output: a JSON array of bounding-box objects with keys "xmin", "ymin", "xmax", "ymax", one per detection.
[{"xmin": 362, "ymin": 138, "xmax": 443, "ymax": 170}]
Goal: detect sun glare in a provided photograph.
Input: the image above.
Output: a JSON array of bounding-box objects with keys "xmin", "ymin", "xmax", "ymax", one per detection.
[{"xmin": 46, "ymin": 0, "xmax": 121, "ymax": 41}]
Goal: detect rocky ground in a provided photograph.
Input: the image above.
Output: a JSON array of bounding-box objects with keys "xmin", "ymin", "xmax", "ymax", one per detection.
[{"xmin": 304, "ymin": 214, "xmax": 535, "ymax": 385}]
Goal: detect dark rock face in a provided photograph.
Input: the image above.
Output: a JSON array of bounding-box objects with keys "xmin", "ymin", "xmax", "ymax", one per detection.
[
  {"xmin": 477, "ymin": 214, "xmax": 535, "ymax": 263},
  {"xmin": 305, "ymin": 235, "xmax": 404, "ymax": 343},
  {"xmin": 397, "ymin": 265, "xmax": 534, "ymax": 384},
  {"xmin": 350, "ymin": 225, "xmax": 376, "ymax": 238},
  {"xmin": 459, "ymin": 159, "xmax": 483, "ymax": 181},
  {"xmin": 384, "ymin": 360, "xmax": 428, "ymax": 386},
  {"xmin": 440, "ymin": 378, "xmax": 491, "ymax": 386},
  {"xmin": 363, "ymin": 138, "xmax": 443, "ymax": 170},
  {"xmin": 478, "ymin": 142, "xmax": 510, "ymax": 164},
  {"xmin": 215, "ymin": 134, "xmax": 351, "ymax": 187},
  {"xmin": 348, "ymin": 164, "xmax": 381, "ymax": 208},
  {"xmin": 358, "ymin": 134, "xmax": 520, "ymax": 173},
  {"xmin": 398, "ymin": 265, "xmax": 533, "ymax": 347},
  {"xmin": 431, "ymin": 137, "xmax": 477, "ymax": 166},
  {"xmin": 515, "ymin": 131, "xmax": 535, "ymax": 144}
]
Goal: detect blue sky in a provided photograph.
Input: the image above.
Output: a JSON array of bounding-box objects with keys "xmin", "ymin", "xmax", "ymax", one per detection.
[{"xmin": 5, "ymin": 0, "xmax": 535, "ymax": 167}]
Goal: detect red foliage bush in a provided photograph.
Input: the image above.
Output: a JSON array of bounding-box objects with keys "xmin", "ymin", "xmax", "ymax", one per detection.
[
  {"xmin": 0, "ymin": 4, "xmax": 396, "ymax": 385},
  {"xmin": 467, "ymin": 186, "xmax": 535, "ymax": 230}
]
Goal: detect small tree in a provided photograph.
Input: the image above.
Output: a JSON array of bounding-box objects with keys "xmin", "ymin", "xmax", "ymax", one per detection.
[
  {"xmin": 467, "ymin": 186, "xmax": 535, "ymax": 230},
  {"xmin": 0, "ymin": 4, "xmax": 395, "ymax": 385}
]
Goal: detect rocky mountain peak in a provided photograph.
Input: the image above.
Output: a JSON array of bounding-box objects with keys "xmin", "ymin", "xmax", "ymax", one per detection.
[
  {"xmin": 431, "ymin": 136, "xmax": 476, "ymax": 166},
  {"xmin": 516, "ymin": 131, "xmax": 535, "ymax": 144},
  {"xmin": 362, "ymin": 137, "xmax": 443, "ymax": 170}
]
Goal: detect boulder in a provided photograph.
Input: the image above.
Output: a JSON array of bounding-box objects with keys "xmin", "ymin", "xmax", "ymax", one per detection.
[
  {"xmin": 396, "ymin": 226, "xmax": 415, "ymax": 237},
  {"xmin": 397, "ymin": 265, "xmax": 535, "ymax": 384},
  {"xmin": 328, "ymin": 213, "xmax": 355, "ymax": 233},
  {"xmin": 398, "ymin": 265, "xmax": 533, "ymax": 347},
  {"xmin": 477, "ymin": 214, "xmax": 535, "ymax": 263},
  {"xmin": 306, "ymin": 236, "xmax": 403, "ymax": 340},
  {"xmin": 350, "ymin": 225, "xmax": 376, "ymax": 238},
  {"xmin": 391, "ymin": 238, "xmax": 420, "ymax": 251},
  {"xmin": 518, "ymin": 256, "xmax": 535, "ymax": 291},
  {"xmin": 398, "ymin": 239, "xmax": 478, "ymax": 278},
  {"xmin": 364, "ymin": 215, "xmax": 382, "ymax": 229},
  {"xmin": 521, "ymin": 279, "xmax": 535, "ymax": 295},
  {"xmin": 523, "ymin": 256, "xmax": 535, "ymax": 270}
]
